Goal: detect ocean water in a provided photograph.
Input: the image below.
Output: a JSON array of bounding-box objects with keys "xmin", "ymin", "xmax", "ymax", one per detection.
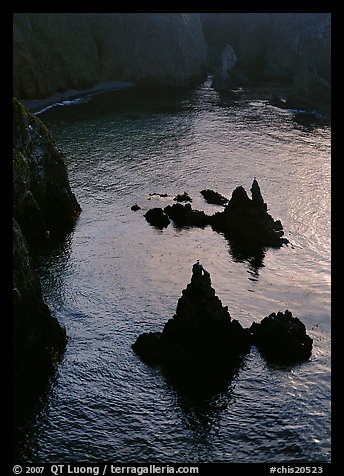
[{"xmin": 15, "ymin": 79, "xmax": 331, "ymax": 463}]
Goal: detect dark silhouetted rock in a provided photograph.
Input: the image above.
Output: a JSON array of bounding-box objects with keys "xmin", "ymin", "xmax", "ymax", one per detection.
[
  {"xmin": 13, "ymin": 13, "xmax": 207, "ymax": 99},
  {"xmin": 211, "ymin": 179, "xmax": 287, "ymax": 248},
  {"xmin": 13, "ymin": 219, "xmax": 67, "ymax": 380},
  {"xmin": 250, "ymin": 310, "xmax": 313, "ymax": 364},
  {"xmin": 164, "ymin": 203, "xmax": 210, "ymax": 227},
  {"xmin": 173, "ymin": 192, "xmax": 192, "ymax": 202},
  {"xmin": 144, "ymin": 207, "xmax": 170, "ymax": 228},
  {"xmin": 285, "ymin": 64, "xmax": 331, "ymax": 114},
  {"xmin": 148, "ymin": 192, "xmax": 168, "ymax": 199},
  {"xmin": 13, "ymin": 98, "xmax": 81, "ymax": 246},
  {"xmin": 201, "ymin": 189, "xmax": 229, "ymax": 206},
  {"xmin": 131, "ymin": 204, "xmax": 141, "ymax": 211},
  {"xmin": 144, "ymin": 181, "xmax": 287, "ymax": 251},
  {"xmin": 132, "ymin": 262, "xmax": 251, "ymax": 372}
]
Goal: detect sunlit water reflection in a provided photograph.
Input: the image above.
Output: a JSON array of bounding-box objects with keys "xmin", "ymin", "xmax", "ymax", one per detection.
[{"xmin": 17, "ymin": 79, "xmax": 330, "ymax": 463}]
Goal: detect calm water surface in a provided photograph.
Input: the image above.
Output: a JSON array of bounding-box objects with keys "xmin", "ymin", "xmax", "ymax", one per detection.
[{"xmin": 17, "ymin": 79, "xmax": 331, "ymax": 463}]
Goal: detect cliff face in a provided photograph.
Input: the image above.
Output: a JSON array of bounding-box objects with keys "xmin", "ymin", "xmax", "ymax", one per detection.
[
  {"xmin": 202, "ymin": 13, "xmax": 331, "ymax": 82},
  {"xmin": 13, "ymin": 13, "xmax": 207, "ymax": 99},
  {"xmin": 13, "ymin": 98, "xmax": 80, "ymax": 386},
  {"xmin": 13, "ymin": 98, "xmax": 81, "ymax": 244},
  {"xmin": 13, "ymin": 218, "xmax": 67, "ymax": 379}
]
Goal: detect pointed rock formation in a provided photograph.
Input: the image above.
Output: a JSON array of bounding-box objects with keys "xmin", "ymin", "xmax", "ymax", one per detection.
[
  {"xmin": 132, "ymin": 262, "xmax": 251, "ymax": 371},
  {"xmin": 211, "ymin": 179, "xmax": 288, "ymax": 247},
  {"xmin": 144, "ymin": 180, "xmax": 287, "ymax": 249}
]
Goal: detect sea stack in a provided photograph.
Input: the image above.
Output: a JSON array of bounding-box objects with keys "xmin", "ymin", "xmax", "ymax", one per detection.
[
  {"xmin": 211, "ymin": 179, "xmax": 288, "ymax": 248},
  {"xmin": 132, "ymin": 262, "xmax": 251, "ymax": 373}
]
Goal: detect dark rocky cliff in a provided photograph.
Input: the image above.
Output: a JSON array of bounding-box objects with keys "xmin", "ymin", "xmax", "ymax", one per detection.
[
  {"xmin": 13, "ymin": 98, "xmax": 81, "ymax": 245},
  {"xmin": 202, "ymin": 13, "xmax": 330, "ymax": 82},
  {"xmin": 202, "ymin": 13, "xmax": 331, "ymax": 114},
  {"xmin": 13, "ymin": 218, "xmax": 67, "ymax": 379},
  {"xmin": 13, "ymin": 98, "xmax": 80, "ymax": 394},
  {"xmin": 13, "ymin": 13, "xmax": 207, "ymax": 99}
]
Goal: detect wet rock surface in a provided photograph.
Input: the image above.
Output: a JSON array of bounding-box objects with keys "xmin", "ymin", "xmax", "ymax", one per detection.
[{"xmin": 250, "ymin": 310, "xmax": 313, "ymax": 364}]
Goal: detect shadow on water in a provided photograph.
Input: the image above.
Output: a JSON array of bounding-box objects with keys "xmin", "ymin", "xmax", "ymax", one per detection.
[
  {"xmin": 224, "ymin": 234, "xmax": 266, "ymax": 279},
  {"xmin": 292, "ymin": 111, "xmax": 331, "ymax": 132},
  {"xmin": 39, "ymin": 86, "xmax": 195, "ymax": 123},
  {"xmin": 14, "ymin": 232, "xmax": 73, "ymax": 462},
  {"xmin": 13, "ymin": 358, "xmax": 62, "ymax": 463},
  {"xmin": 160, "ymin": 359, "xmax": 244, "ymax": 437}
]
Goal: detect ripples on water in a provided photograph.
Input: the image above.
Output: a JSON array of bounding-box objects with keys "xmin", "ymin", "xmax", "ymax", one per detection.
[{"xmin": 17, "ymin": 79, "xmax": 330, "ymax": 463}]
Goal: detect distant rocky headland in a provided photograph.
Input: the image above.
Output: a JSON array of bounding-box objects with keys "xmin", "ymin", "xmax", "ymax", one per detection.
[
  {"xmin": 13, "ymin": 13, "xmax": 330, "ymax": 115},
  {"xmin": 13, "ymin": 13, "xmax": 207, "ymax": 99}
]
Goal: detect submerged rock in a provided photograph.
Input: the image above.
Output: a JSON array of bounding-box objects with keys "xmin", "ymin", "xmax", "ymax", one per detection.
[
  {"xmin": 201, "ymin": 189, "xmax": 229, "ymax": 206},
  {"xmin": 132, "ymin": 262, "xmax": 251, "ymax": 372},
  {"xmin": 144, "ymin": 207, "xmax": 170, "ymax": 228},
  {"xmin": 250, "ymin": 310, "xmax": 313, "ymax": 364},
  {"xmin": 211, "ymin": 179, "xmax": 287, "ymax": 248}
]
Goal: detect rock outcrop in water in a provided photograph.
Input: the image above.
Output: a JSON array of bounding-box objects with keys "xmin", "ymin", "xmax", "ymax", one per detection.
[
  {"xmin": 270, "ymin": 63, "xmax": 331, "ymax": 114},
  {"xmin": 144, "ymin": 208, "xmax": 170, "ymax": 229},
  {"xmin": 145, "ymin": 180, "xmax": 287, "ymax": 249},
  {"xmin": 201, "ymin": 189, "xmax": 229, "ymax": 206},
  {"xmin": 250, "ymin": 310, "xmax": 313, "ymax": 364},
  {"xmin": 211, "ymin": 179, "xmax": 287, "ymax": 248},
  {"xmin": 132, "ymin": 262, "xmax": 251, "ymax": 372},
  {"xmin": 13, "ymin": 13, "xmax": 207, "ymax": 99},
  {"xmin": 164, "ymin": 203, "xmax": 210, "ymax": 228},
  {"xmin": 133, "ymin": 263, "xmax": 313, "ymax": 373},
  {"xmin": 13, "ymin": 98, "xmax": 81, "ymax": 246}
]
